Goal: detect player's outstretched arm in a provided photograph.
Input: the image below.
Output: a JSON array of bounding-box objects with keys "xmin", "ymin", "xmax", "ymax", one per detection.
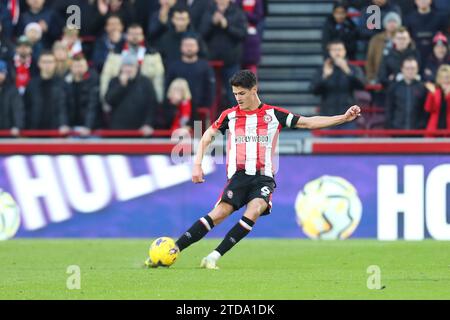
[
  {"xmin": 192, "ymin": 126, "xmax": 218, "ymax": 184},
  {"xmin": 295, "ymin": 105, "xmax": 361, "ymax": 130}
]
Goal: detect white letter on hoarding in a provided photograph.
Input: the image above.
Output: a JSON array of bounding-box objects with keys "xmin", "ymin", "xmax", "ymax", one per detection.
[
  {"xmin": 426, "ymin": 164, "xmax": 450, "ymax": 240},
  {"xmin": 4, "ymin": 155, "xmax": 71, "ymax": 230},
  {"xmin": 377, "ymin": 165, "xmax": 424, "ymax": 240},
  {"xmin": 56, "ymin": 156, "xmax": 112, "ymax": 213},
  {"xmin": 107, "ymin": 155, "xmax": 155, "ymax": 201}
]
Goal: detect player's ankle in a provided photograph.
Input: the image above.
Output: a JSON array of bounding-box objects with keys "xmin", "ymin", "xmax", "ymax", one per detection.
[{"xmin": 208, "ymin": 250, "xmax": 221, "ymax": 261}]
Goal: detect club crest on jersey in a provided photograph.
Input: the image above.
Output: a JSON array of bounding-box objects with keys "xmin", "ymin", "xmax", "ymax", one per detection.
[
  {"xmin": 263, "ymin": 114, "xmax": 272, "ymax": 123},
  {"xmin": 227, "ymin": 190, "xmax": 233, "ymax": 199}
]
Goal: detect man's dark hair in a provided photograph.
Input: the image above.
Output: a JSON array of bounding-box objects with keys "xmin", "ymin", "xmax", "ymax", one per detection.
[
  {"xmin": 181, "ymin": 32, "xmax": 200, "ymax": 43},
  {"xmin": 229, "ymin": 70, "xmax": 257, "ymax": 89},
  {"xmin": 172, "ymin": 4, "xmax": 190, "ymax": 15},
  {"xmin": 327, "ymin": 39, "xmax": 346, "ymax": 50},
  {"xmin": 401, "ymin": 56, "xmax": 419, "ymax": 68}
]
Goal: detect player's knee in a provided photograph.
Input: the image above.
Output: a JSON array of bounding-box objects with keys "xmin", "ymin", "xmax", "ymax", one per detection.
[{"xmin": 245, "ymin": 200, "xmax": 267, "ymax": 222}]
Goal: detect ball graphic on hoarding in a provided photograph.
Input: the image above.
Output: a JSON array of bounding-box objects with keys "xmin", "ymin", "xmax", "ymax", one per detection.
[
  {"xmin": 0, "ymin": 190, "xmax": 21, "ymax": 241},
  {"xmin": 295, "ymin": 176, "xmax": 362, "ymax": 240}
]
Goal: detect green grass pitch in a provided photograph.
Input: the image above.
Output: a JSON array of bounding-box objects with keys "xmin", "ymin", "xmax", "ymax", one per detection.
[{"xmin": 1, "ymin": 239, "xmax": 450, "ymax": 300}]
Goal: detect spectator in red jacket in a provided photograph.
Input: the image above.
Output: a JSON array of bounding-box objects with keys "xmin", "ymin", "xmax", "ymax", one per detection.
[
  {"xmin": 424, "ymin": 64, "xmax": 450, "ymax": 132},
  {"xmin": 14, "ymin": 35, "xmax": 38, "ymax": 95}
]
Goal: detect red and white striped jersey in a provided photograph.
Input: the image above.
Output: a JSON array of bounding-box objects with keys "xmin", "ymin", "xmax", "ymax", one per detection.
[{"xmin": 212, "ymin": 103, "xmax": 300, "ymax": 179}]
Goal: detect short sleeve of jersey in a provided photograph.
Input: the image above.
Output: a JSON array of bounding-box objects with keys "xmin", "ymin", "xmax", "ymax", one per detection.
[
  {"xmin": 211, "ymin": 111, "xmax": 230, "ymax": 134},
  {"xmin": 273, "ymin": 107, "xmax": 301, "ymax": 128}
]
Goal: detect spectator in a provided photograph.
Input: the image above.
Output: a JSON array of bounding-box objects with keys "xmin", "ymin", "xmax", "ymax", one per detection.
[
  {"xmin": 64, "ymin": 54, "xmax": 101, "ymax": 136},
  {"xmin": 424, "ymin": 64, "xmax": 450, "ymax": 132},
  {"xmin": 166, "ymin": 34, "xmax": 215, "ymax": 121},
  {"xmin": 60, "ymin": 27, "xmax": 83, "ymax": 58},
  {"xmin": 17, "ymin": 0, "xmax": 63, "ymax": 47},
  {"xmin": 147, "ymin": 0, "xmax": 177, "ymax": 44},
  {"xmin": 0, "ymin": 59, "xmax": 24, "ymax": 136},
  {"xmin": 157, "ymin": 5, "xmax": 196, "ymax": 67},
  {"xmin": 101, "ymin": 24, "xmax": 165, "ymax": 103},
  {"xmin": 199, "ymin": 0, "xmax": 247, "ymax": 108},
  {"xmin": 0, "ymin": 19, "xmax": 14, "ymax": 73},
  {"xmin": 321, "ymin": 2, "xmax": 358, "ymax": 60},
  {"xmin": 52, "ymin": 41, "xmax": 71, "ymax": 77},
  {"xmin": 96, "ymin": 0, "xmax": 136, "ymax": 31},
  {"xmin": 423, "ymin": 32, "xmax": 450, "ymax": 82},
  {"xmin": 24, "ymin": 22, "xmax": 44, "ymax": 62},
  {"xmin": 178, "ymin": 0, "xmax": 213, "ymax": 31},
  {"xmin": 24, "ymin": 51, "xmax": 69, "ymax": 132},
  {"xmin": 366, "ymin": 12, "xmax": 402, "ymax": 83},
  {"xmin": 164, "ymin": 78, "xmax": 192, "ymax": 130},
  {"xmin": 310, "ymin": 40, "xmax": 365, "ymax": 128},
  {"xmin": 385, "ymin": 57, "xmax": 428, "ymax": 129},
  {"xmin": 404, "ymin": 0, "xmax": 448, "ymax": 65},
  {"xmin": 236, "ymin": 0, "xmax": 265, "ymax": 74},
  {"xmin": 378, "ymin": 27, "xmax": 420, "ymax": 86},
  {"xmin": 92, "ymin": 14, "xmax": 126, "ymax": 72},
  {"xmin": 104, "ymin": 54, "xmax": 157, "ymax": 134},
  {"xmin": 14, "ymin": 35, "xmax": 38, "ymax": 95},
  {"xmin": 358, "ymin": 0, "xmax": 401, "ymax": 41}
]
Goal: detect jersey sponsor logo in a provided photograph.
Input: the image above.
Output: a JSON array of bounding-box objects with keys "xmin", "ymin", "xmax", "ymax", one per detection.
[
  {"xmin": 263, "ymin": 114, "xmax": 273, "ymax": 124},
  {"xmin": 235, "ymin": 135, "xmax": 269, "ymax": 144}
]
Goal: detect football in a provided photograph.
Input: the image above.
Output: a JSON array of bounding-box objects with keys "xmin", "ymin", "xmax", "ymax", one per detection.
[
  {"xmin": 295, "ymin": 175, "xmax": 362, "ymax": 240},
  {"xmin": 148, "ymin": 237, "xmax": 180, "ymax": 267},
  {"xmin": 0, "ymin": 190, "xmax": 21, "ymax": 241}
]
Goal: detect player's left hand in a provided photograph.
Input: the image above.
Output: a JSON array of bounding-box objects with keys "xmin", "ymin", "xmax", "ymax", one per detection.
[{"xmin": 344, "ymin": 105, "xmax": 361, "ymax": 122}]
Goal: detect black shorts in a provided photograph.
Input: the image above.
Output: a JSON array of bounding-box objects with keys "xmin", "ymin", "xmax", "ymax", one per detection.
[{"xmin": 216, "ymin": 171, "xmax": 276, "ymax": 216}]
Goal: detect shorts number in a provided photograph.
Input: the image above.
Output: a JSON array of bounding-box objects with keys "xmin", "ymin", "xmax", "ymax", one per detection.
[{"xmin": 261, "ymin": 186, "xmax": 271, "ymax": 197}]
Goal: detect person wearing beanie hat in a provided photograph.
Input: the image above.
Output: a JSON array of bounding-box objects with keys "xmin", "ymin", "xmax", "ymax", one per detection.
[
  {"xmin": 0, "ymin": 59, "xmax": 24, "ymax": 136},
  {"xmin": 24, "ymin": 22, "xmax": 44, "ymax": 63},
  {"xmin": 423, "ymin": 32, "xmax": 450, "ymax": 82},
  {"xmin": 366, "ymin": 11, "xmax": 402, "ymax": 82},
  {"xmin": 104, "ymin": 51, "xmax": 158, "ymax": 133}
]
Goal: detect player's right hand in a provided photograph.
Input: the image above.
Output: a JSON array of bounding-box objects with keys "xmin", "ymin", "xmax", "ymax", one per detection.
[{"xmin": 192, "ymin": 164, "xmax": 205, "ymax": 184}]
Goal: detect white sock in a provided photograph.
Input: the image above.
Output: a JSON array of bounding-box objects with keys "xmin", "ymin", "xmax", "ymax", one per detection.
[{"xmin": 207, "ymin": 250, "xmax": 221, "ymax": 261}]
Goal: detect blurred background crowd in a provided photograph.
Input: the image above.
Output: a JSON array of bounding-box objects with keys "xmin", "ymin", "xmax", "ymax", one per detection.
[{"xmin": 0, "ymin": 0, "xmax": 449, "ymax": 136}]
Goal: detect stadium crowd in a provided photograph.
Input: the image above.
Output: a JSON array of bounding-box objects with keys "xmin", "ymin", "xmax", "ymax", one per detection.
[
  {"xmin": 0, "ymin": 0, "xmax": 449, "ymax": 136},
  {"xmin": 316, "ymin": 0, "xmax": 450, "ymax": 132},
  {"xmin": 0, "ymin": 0, "xmax": 266, "ymax": 136}
]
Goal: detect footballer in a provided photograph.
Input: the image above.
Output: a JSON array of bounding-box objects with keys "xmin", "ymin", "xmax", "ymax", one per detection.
[{"xmin": 165, "ymin": 70, "xmax": 360, "ymax": 269}]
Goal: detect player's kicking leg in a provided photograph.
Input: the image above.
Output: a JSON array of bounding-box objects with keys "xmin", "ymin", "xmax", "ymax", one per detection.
[
  {"xmin": 201, "ymin": 198, "xmax": 268, "ymax": 269},
  {"xmin": 174, "ymin": 201, "xmax": 234, "ymax": 251}
]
